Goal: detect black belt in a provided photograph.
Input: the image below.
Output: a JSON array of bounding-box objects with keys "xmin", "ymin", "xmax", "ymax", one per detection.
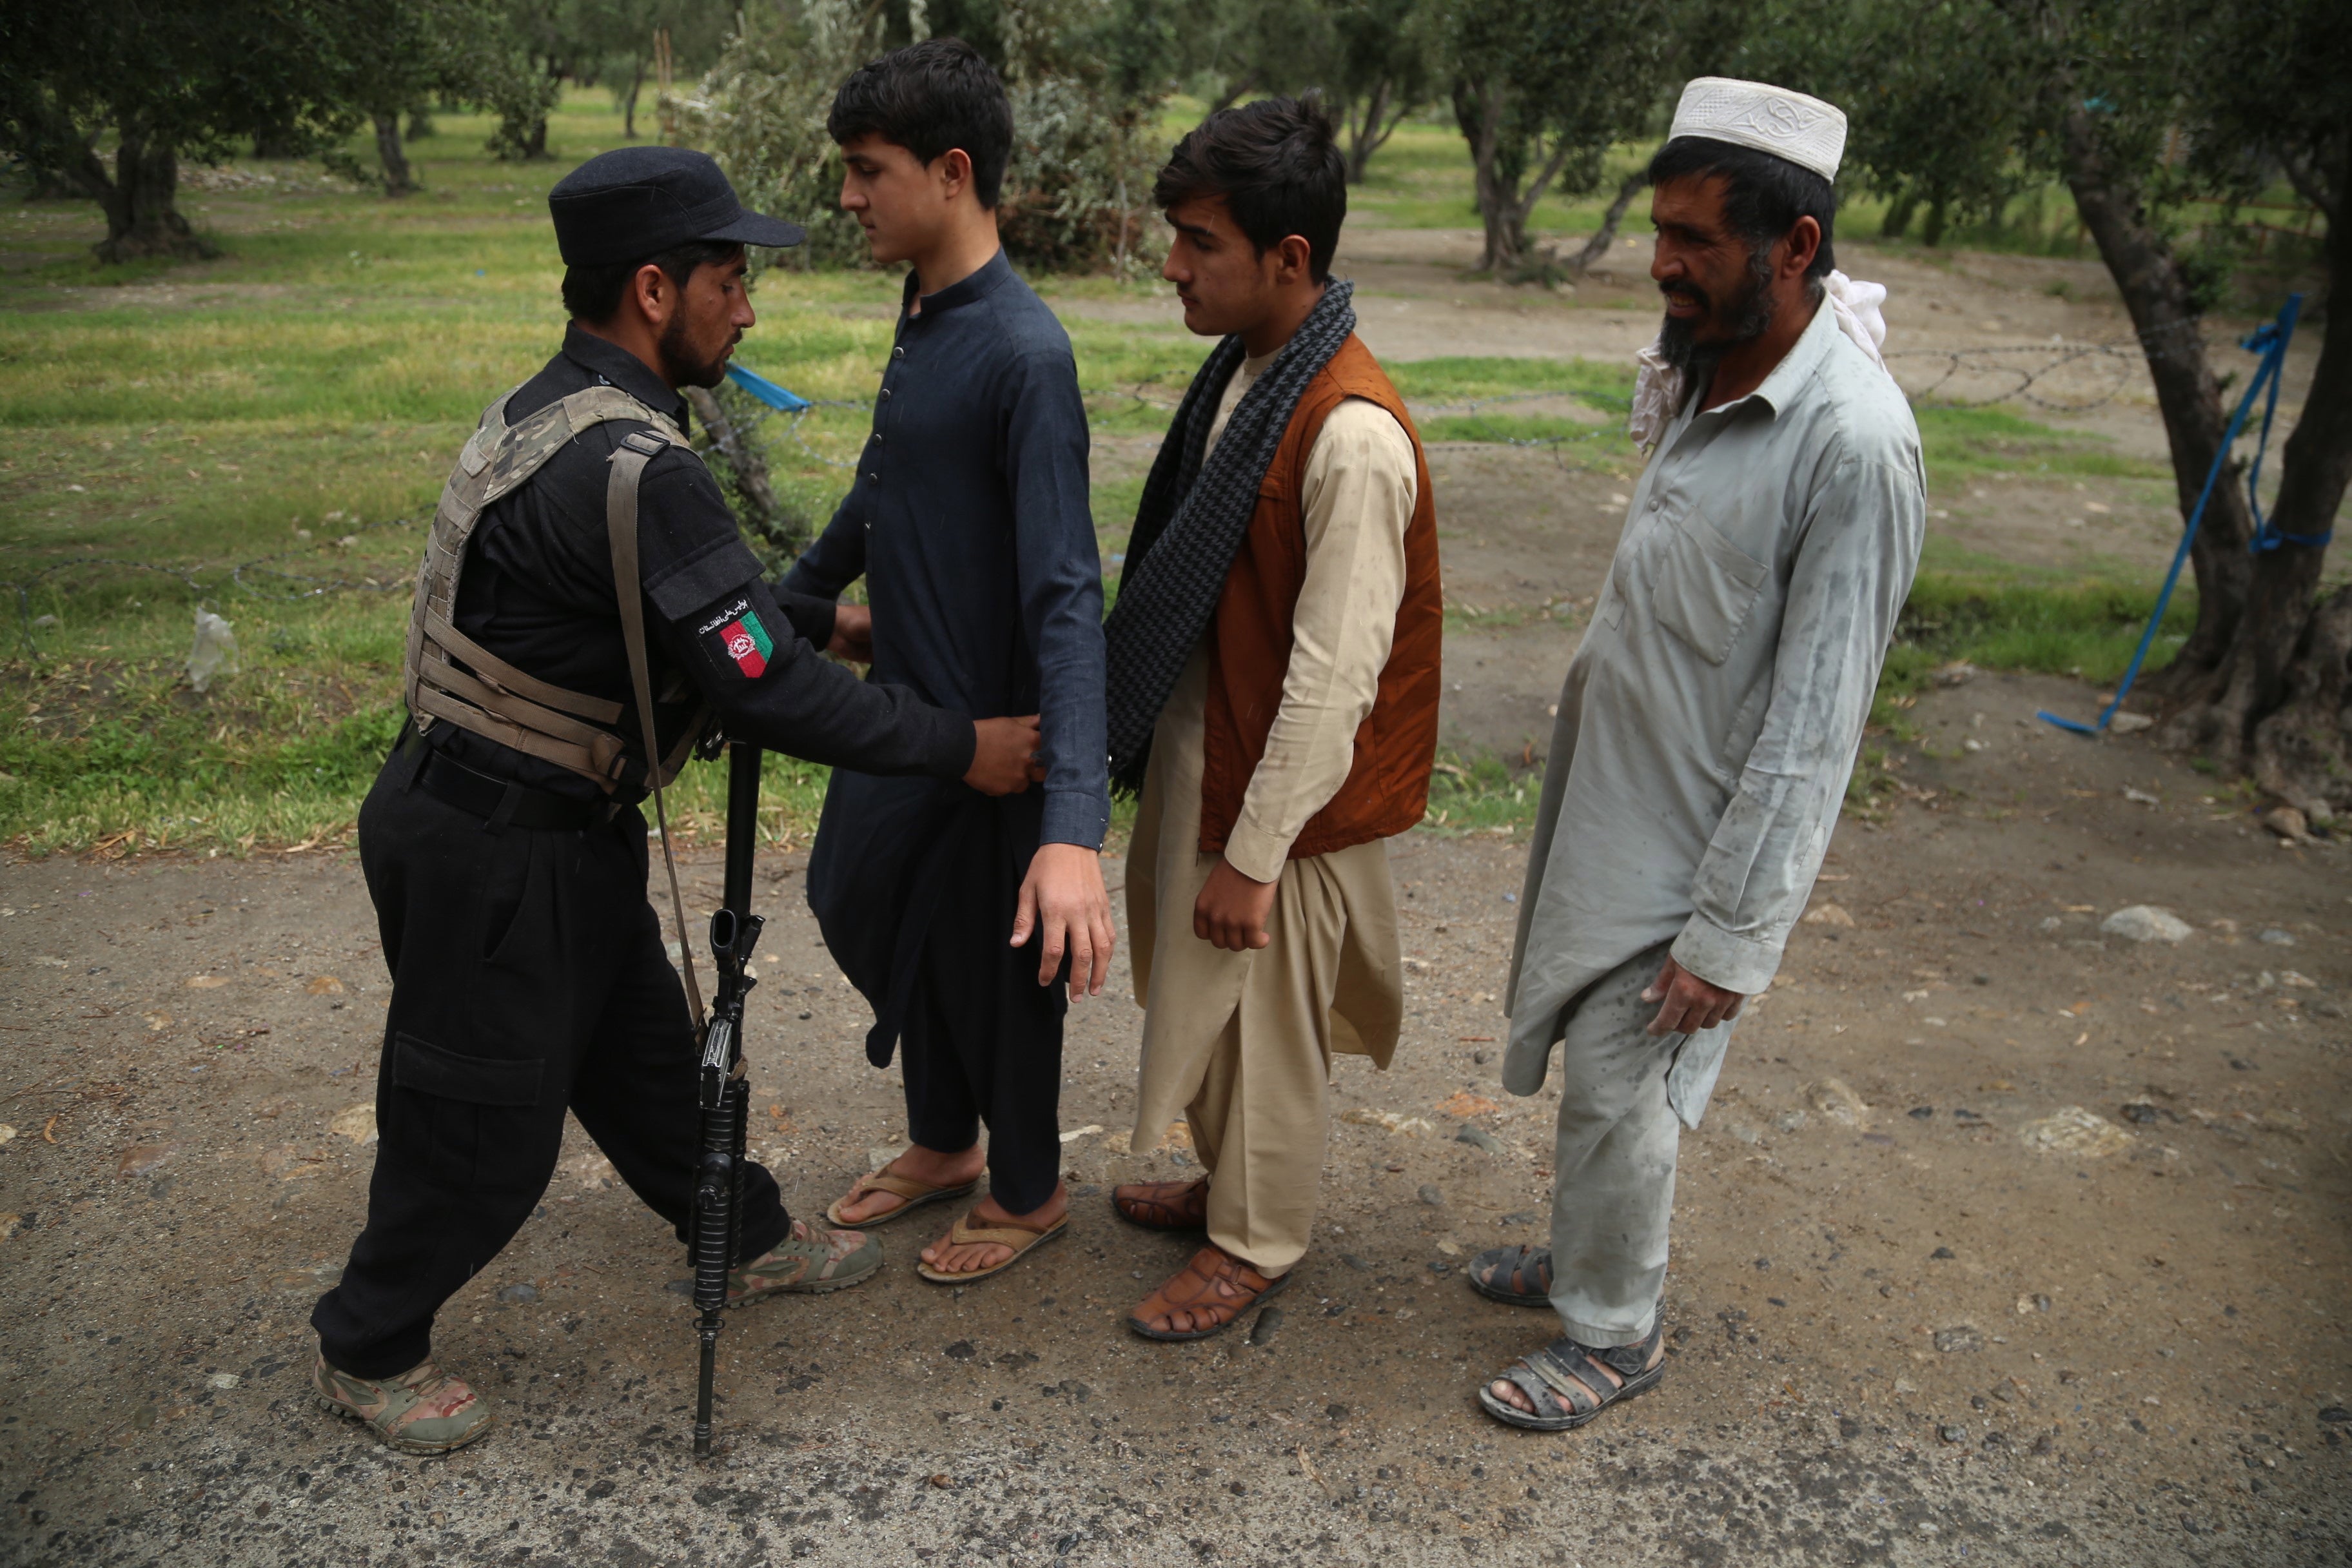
[{"xmin": 402, "ymin": 734, "xmax": 607, "ymax": 832}]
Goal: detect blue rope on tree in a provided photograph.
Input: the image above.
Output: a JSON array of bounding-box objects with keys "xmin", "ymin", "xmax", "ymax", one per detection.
[
  {"xmin": 2038, "ymin": 293, "xmax": 2304, "ymax": 737},
  {"xmin": 2244, "ymin": 295, "xmax": 2321, "ymax": 552},
  {"xmin": 723, "ymin": 362, "xmax": 812, "ymax": 413}
]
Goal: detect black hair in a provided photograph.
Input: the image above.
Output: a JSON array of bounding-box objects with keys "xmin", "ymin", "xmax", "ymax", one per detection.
[
  {"xmin": 1153, "ymin": 94, "xmax": 1347, "ymax": 283},
  {"xmin": 561, "ymin": 240, "xmax": 742, "ymax": 323},
  {"xmin": 1647, "ymin": 135, "xmax": 1837, "ymax": 289},
  {"xmin": 827, "ymin": 37, "xmax": 1014, "ymax": 209}
]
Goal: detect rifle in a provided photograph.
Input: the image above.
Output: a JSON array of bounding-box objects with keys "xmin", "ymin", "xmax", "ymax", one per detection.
[{"xmin": 691, "ymin": 741, "xmax": 764, "ymax": 1458}]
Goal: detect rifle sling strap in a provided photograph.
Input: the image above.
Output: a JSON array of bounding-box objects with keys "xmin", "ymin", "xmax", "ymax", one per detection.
[{"xmin": 607, "ymin": 431, "xmax": 706, "ymax": 1032}]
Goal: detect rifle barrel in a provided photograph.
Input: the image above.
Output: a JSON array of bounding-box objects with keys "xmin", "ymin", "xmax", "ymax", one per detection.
[{"xmin": 723, "ymin": 743, "xmax": 761, "ymax": 919}]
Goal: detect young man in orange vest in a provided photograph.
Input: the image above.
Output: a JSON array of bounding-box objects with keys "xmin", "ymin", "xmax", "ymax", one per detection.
[{"xmin": 1102, "ymin": 95, "xmax": 1442, "ymax": 1340}]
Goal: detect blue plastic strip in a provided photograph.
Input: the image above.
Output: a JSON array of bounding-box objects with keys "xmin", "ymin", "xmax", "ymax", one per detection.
[
  {"xmin": 2248, "ymin": 296, "xmax": 2326, "ymax": 550},
  {"xmin": 2037, "ymin": 293, "xmax": 2302, "ymax": 736},
  {"xmin": 724, "ymin": 362, "xmax": 812, "ymax": 413}
]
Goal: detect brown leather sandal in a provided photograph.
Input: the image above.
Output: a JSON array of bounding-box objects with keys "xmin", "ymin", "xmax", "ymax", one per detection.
[
  {"xmin": 823, "ymin": 1166, "xmax": 979, "ymax": 1229},
  {"xmin": 1111, "ymin": 1177, "xmax": 1210, "ymax": 1231},
  {"xmin": 1126, "ymin": 1244, "xmax": 1290, "ymax": 1342}
]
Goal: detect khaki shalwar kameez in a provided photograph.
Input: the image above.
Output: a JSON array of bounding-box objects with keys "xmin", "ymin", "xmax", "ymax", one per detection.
[{"xmin": 1127, "ymin": 351, "xmax": 1418, "ymax": 1277}]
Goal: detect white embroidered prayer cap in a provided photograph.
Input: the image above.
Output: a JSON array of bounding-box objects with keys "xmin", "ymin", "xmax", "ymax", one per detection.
[{"xmin": 1667, "ymin": 77, "xmax": 1847, "ymax": 183}]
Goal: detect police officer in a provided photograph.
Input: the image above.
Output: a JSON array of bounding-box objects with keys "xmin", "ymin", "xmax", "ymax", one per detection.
[{"xmin": 308, "ymin": 148, "xmax": 1041, "ymax": 1454}]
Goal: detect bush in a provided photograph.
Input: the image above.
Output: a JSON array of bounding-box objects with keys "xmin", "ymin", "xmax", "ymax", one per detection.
[{"xmin": 682, "ymin": 0, "xmax": 1164, "ymax": 275}]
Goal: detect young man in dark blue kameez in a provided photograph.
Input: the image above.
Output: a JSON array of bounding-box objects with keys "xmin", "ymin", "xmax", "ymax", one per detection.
[{"xmin": 785, "ymin": 39, "xmax": 1113, "ymax": 1282}]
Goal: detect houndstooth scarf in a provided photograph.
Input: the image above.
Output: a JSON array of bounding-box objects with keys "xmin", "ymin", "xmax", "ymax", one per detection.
[{"xmin": 1103, "ymin": 280, "xmax": 1358, "ymax": 792}]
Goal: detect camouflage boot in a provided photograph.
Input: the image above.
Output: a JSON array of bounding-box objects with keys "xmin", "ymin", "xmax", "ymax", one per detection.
[
  {"xmin": 728, "ymin": 1218, "xmax": 883, "ymax": 1303},
  {"xmin": 311, "ymin": 1351, "xmax": 495, "ymax": 1455}
]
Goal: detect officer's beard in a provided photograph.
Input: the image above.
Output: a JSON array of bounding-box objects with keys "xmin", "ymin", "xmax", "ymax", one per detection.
[
  {"xmin": 659, "ymin": 314, "xmax": 736, "ymax": 390},
  {"xmin": 1658, "ymin": 240, "xmax": 1777, "ymax": 378}
]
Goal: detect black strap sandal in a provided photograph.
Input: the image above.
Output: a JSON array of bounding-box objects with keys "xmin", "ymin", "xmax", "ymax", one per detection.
[
  {"xmin": 1467, "ymin": 1244, "xmax": 1553, "ymax": 1308},
  {"xmin": 1476, "ymin": 1317, "xmax": 1665, "ymax": 1431}
]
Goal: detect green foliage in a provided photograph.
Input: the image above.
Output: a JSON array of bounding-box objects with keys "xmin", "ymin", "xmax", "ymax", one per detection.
[
  {"xmin": 1422, "ymin": 750, "xmax": 1542, "ymax": 835},
  {"xmin": 1386, "ymin": 356, "xmax": 1634, "ymax": 404},
  {"xmin": 1910, "ymin": 406, "xmax": 2168, "ymax": 485},
  {"xmin": 0, "ymin": 3, "xmax": 368, "ymax": 259},
  {"xmin": 687, "ymin": 0, "xmax": 1167, "ymax": 276},
  {"xmin": 1740, "ymin": 0, "xmax": 2032, "ymax": 246},
  {"xmin": 1875, "ymin": 575, "xmax": 2195, "ymax": 713},
  {"xmin": 1418, "ymin": 412, "xmax": 1616, "ymax": 449},
  {"xmin": 1322, "ymin": 0, "xmax": 1439, "ymax": 180},
  {"xmin": 1442, "ymin": 0, "xmax": 1734, "ymax": 270}
]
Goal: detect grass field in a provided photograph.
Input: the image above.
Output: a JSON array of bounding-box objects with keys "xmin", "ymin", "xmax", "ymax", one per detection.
[{"xmin": 0, "ymin": 92, "xmax": 2192, "ymax": 855}]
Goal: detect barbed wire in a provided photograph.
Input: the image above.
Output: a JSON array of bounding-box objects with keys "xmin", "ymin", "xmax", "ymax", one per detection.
[
  {"xmin": 761, "ymin": 397, "xmax": 870, "ymax": 470},
  {"xmin": 1883, "ymin": 341, "xmax": 2145, "ymax": 413}
]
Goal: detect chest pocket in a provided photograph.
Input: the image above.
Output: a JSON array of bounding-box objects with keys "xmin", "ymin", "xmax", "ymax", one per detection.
[{"xmin": 1650, "ymin": 508, "xmax": 1769, "ymax": 665}]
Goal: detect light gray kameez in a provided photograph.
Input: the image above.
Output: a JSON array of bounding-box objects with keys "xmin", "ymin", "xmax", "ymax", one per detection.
[{"xmin": 1505, "ymin": 297, "xmax": 1925, "ymax": 1345}]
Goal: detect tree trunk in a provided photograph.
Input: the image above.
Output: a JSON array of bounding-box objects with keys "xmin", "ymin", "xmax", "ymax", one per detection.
[
  {"xmin": 2253, "ymin": 582, "xmax": 2352, "ymax": 821},
  {"xmin": 1881, "ymin": 190, "xmax": 1917, "ymax": 240},
  {"xmin": 406, "ymin": 110, "xmax": 435, "ymax": 141},
  {"xmin": 683, "ymin": 386, "xmax": 807, "ymax": 559},
  {"xmin": 2063, "ymin": 110, "xmax": 2351, "ymax": 805},
  {"xmin": 70, "ymin": 134, "xmax": 211, "ymax": 263},
  {"xmin": 1563, "ymin": 170, "xmax": 1648, "ymax": 277},
  {"xmin": 622, "ymin": 53, "xmax": 646, "ymax": 139},
  {"xmin": 1344, "ymin": 80, "xmax": 1393, "ymax": 184},
  {"xmin": 373, "ymin": 113, "xmax": 417, "ymax": 197},
  {"xmin": 1208, "ymin": 72, "xmax": 1257, "ymax": 116},
  {"xmin": 1921, "ymin": 184, "xmax": 1950, "ymax": 247},
  {"xmin": 1455, "ymin": 77, "xmax": 1520, "ymax": 273},
  {"xmin": 2056, "ymin": 110, "xmax": 2253, "ymax": 709},
  {"xmin": 2243, "ymin": 210, "xmax": 2352, "ymax": 815}
]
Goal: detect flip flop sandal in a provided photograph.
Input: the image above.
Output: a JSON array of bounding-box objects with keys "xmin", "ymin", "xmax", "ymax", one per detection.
[
  {"xmin": 1476, "ymin": 1320, "xmax": 1666, "ymax": 1433},
  {"xmin": 824, "ymin": 1168, "xmax": 981, "ymax": 1230},
  {"xmin": 1467, "ymin": 1244, "xmax": 1553, "ymax": 1308},
  {"xmin": 914, "ymin": 1211, "xmax": 1069, "ymax": 1284}
]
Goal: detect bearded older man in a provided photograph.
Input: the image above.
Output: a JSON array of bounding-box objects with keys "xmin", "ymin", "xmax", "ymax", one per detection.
[{"xmin": 1468, "ymin": 78, "xmax": 1926, "ymax": 1431}]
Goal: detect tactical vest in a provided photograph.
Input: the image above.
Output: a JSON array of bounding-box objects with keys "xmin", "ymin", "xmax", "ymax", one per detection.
[{"xmin": 402, "ymin": 384, "xmax": 707, "ymax": 793}]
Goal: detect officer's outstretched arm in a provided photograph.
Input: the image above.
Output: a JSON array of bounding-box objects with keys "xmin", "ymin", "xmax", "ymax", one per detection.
[{"xmin": 661, "ymin": 575, "xmax": 974, "ymax": 780}]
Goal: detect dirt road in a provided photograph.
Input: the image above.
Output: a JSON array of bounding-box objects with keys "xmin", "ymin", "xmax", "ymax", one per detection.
[
  {"xmin": 5, "ymin": 228, "xmax": 2347, "ymax": 1567},
  {"xmin": 5, "ymin": 671, "xmax": 2347, "ymax": 1568}
]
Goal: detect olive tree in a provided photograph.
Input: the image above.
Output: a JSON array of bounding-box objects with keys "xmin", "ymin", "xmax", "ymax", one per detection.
[
  {"xmin": 1885, "ymin": 0, "xmax": 2351, "ymax": 811},
  {"xmin": 2059, "ymin": 0, "xmax": 2351, "ymax": 813},
  {"xmin": 687, "ymin": 0, "xmax": 1166, "ymax": 273},
  {"xmin": 0, "ymin": 3, "xmax": 360, "ymax": 260},
  {"xmin": 1442, "ymin": 0, "xmax": 1733, "ymax": 276}
]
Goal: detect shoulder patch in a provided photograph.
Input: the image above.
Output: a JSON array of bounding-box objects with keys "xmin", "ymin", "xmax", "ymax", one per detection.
[{"xmin": 698, "ymin": 596, "xmax": 772, "ymax": 678}]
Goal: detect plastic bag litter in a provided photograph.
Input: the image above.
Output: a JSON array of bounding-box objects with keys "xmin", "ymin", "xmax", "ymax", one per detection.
[{"xmin": 187, "ymin": 609, "xmax": 240, "ymax": 693}]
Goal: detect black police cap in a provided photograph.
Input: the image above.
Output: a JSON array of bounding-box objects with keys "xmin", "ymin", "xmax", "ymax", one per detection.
[{"xmin": 547, "ymin": 146, "xmax": 804, "ymax": 267}]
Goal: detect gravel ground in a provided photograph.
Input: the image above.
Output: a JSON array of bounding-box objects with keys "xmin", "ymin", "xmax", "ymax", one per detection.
[
  {"xmin": 5, "ymin": 227, "xmax": 2346, "ymax": 1566},
  {"xmin": 3, "ymin": 665, "xmax": 2347, "ymax": 1567}
]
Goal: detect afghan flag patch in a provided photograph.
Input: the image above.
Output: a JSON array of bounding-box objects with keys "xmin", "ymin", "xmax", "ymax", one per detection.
[{"xmin": 720, "ymin": 611, "xmax": 772, "ymax": 678}]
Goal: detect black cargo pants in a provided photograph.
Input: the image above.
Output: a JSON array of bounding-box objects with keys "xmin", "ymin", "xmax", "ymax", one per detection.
[{"xmin": 311, "ymin": 740, "xmax": 791, "ymax": 1379}]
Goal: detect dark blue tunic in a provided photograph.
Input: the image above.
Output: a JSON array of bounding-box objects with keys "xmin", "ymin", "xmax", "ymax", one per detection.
[{"xmin": 783, "ymin": 251, "xmax": 1108, "ymax": 1064}]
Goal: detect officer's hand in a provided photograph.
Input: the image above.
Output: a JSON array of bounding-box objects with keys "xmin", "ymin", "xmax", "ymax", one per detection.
[
  {"xmin": 826, "ymin": 603, "xmax": 874, "ymax": 663},
  {"xmin": 1193, "ymin": 855, "xmax": 1278, "ymax": 952},
  {"xmin": 1011, "ymin": 843, "xmax": 1115, "ymax": 997},
  {"xmin": 964, "ymin": 714, "xmax": 1041, "ymax": 796},
  {"xmin": 1640, "ymin": 956, "xmax": 1745, "ymax": 1037}
]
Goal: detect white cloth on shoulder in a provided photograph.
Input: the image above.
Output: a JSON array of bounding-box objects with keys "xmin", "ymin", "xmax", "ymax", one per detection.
[{"xmin": 1627, "ymin": 270, "xmax": 1892, "ymax": 449}]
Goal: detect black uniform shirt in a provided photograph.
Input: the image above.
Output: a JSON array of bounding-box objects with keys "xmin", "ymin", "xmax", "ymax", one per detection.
[
  {"xmin": 783, "ymin": 250, "xmax": 1108, "ymax": 848},
  {"xmin": 435, "ymin": 325, "xmax": 974, "ymax": 801}
]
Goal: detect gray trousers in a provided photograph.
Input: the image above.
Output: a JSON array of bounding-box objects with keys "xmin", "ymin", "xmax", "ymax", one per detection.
[{"xmin": 1545, "ymin": 941, "xmax": 1734, "ymax": 1348}]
